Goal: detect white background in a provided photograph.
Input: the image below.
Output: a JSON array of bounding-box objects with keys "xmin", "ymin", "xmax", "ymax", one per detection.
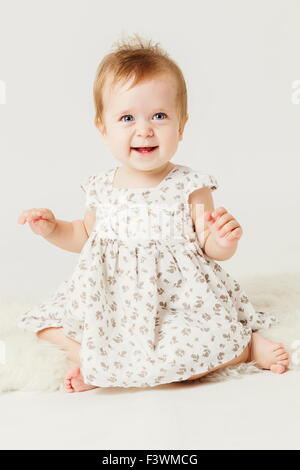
[{"xmin": 0, "ymin": 0, "xmax": 299, "ymax": 297}]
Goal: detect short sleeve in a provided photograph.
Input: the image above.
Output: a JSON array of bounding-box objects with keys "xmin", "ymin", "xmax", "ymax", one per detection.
[
  {"xmin": 185, "ymin": 170, "xmax": 219, "ymax": 197},
  {"xmin": 80, "ymin": 175, "xmax": 98, "ymax": 211}
]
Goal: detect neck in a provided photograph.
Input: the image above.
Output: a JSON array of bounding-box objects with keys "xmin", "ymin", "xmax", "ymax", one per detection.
[{"xmin": 121, "ymin": 162, "xmax": 174, "ymax": 178}]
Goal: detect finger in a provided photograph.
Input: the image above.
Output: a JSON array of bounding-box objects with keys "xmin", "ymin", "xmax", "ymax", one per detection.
[
  {"xmin": 18, "ymin": 211, "xmax": 31, "ymax": 224},
  {"xmin": 218, "ymin": 221, "xmax": 238, "ymax": 237},
  {"xmin": 219, "ymin": 221, "xmax": 240, "ymax": 238},
  {"xmin": 213, "ymin": 212, "xmax": 232, "ymax": 230},
  {"xmin": 204, "ymin": 212, "xmax": 214, "ymax": 223},
  {"xmin": 20, "ymin": 210, "xmax": 34, "ymax": 222},
  {"xmin": 36, "ymin": 208, "xmax": 48, "ymax": 214},
  {"xmin": 212, "ymin": 207, "xmax": 227, "ymax": 219},
  {"xmin": 226, "ymin": 227, "xmax": 242, "ymax": 239},
  {"xmin": 27, "ymin": 209, "xmax": 46, "ymax": 221},
  {"xmin": 19, "ymin": 213, "xmax": 33, "ymax": 224},
  {"xmin": 27, "ymin": 214, "xmax": 37, "ymax": 222},
  {"xmin": 28, "ymin": 216, "xmax": 44, "ymax": 222},
  {"xmin": 211, "ymin": 207, "xmax": 224, "ymax": 217},
  {"xmin": 37, "ymin": 209, "xmax": 52, "ymax": 219},
  {"xmin": 221, "ymin": 229, "xmax": 240, "ymax": 240},
  {"xmin": 224, "ymin": 228, "xmax": 242, "ymax": 240}
]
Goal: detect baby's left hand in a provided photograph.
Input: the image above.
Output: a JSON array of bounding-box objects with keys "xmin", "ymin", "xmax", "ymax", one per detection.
[{"xmin": 204, "ymin": 207, "xmax": 243, "ymax": 248}]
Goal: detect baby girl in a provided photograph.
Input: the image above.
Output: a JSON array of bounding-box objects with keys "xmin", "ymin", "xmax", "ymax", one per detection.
[{"xmin": 17, "ymin": 34, "xmax": 290, "ymax": 392}]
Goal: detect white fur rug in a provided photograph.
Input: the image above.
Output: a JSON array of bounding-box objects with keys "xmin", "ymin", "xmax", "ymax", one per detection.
[{"xmin": 1, "ymin": 272, "xmax": 299, "ymax": 393}]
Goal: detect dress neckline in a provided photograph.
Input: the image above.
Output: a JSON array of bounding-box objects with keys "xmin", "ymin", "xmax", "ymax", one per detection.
[{"xmin": 109, "ymin": 164, "xmax": 180, "ymax": 192}]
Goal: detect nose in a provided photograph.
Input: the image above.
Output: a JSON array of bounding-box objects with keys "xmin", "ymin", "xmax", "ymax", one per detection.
[{"xmin": 136, "ymin": 119, "xmax": 154, "ymax": 138}]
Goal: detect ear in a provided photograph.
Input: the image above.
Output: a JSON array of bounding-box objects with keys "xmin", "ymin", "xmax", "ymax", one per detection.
[
  {"xmin": 96, "ymin": 120, "xmax": 107, "ymax": 139},
  {"xmin": 178, "ymin": 114, "xmax": 189, "ymax": 141}
]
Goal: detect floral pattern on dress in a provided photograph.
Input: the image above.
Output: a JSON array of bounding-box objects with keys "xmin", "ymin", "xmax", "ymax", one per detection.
[{"xmin": 17, "ymin": 164, "xmax": 278, "ymax": 387}]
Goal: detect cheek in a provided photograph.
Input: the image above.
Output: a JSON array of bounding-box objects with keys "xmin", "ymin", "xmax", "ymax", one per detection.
[
  {"xmin": 109, "ymin": 131, "xmax": 127, "ymax": 145},
  {"xmin": 163, "ymin": 128, "xmax": 180, "ymax": 146},
  {"xmin": 163, "ymin": 124, "xmax": 179, "ymax": 137}
]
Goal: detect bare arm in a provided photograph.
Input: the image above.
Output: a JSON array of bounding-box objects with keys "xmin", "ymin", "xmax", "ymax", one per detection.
[
  {"xmin": 42, "ymin": 219, "xmax": 88, "ymax": 253},
  {"xmin": 42, "ymin": 210, "xmax": 96, "ymax": 254},
  {"xmin": 189, "ymin": 187, "xmax": 214, "ymax": 251}
]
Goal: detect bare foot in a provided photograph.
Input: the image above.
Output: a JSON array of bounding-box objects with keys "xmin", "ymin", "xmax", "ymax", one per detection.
[
  {"xmin": 64, "ymin": 366, "xmax": 98, "ymax": 393},
  {"xmin": 248, "ymin": 332, "xmax": 290, "ymax": 374}
]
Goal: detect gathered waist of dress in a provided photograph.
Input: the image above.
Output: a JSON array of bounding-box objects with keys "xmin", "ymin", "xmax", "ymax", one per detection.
[{"xmin": 92, "ymin": 236, "xmax": 200, "ymax": 249}]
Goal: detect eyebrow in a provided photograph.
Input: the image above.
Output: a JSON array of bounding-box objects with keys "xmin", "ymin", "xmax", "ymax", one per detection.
[{"xmin": 114, "ymin": 108, "xmax": 170, "ymax": 117}]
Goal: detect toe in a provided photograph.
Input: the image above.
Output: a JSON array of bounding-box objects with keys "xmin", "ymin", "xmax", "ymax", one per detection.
[
  {"xmin": 274, "ymin": 348, "xmax": 287, "ymax": 357},
  {"xmin": 277, "ymin": 359, "xmax": 290, "ymax": 366},
  {"xmin": 275, "ymin": 352, "xmax": 289, "ymax": 359},
  {"xmin": 270, "ymin": 364, "xmax": 286, "ymax": 374},
  {"xmin": 64, "ymin": 377, "xmax": 74, "ymax": 391},
  {"xmin": 273, "ymin": 343, "xmax": 286, "ymax": 352},
  {"xmin": 65, "ymin": 366, "xmax": 81, "ymax": 384}
]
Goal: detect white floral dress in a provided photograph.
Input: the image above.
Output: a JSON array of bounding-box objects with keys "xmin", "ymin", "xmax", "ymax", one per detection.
[{"xmin": 17, "ymin": 164, "xmax": 277, "ymax": 388}]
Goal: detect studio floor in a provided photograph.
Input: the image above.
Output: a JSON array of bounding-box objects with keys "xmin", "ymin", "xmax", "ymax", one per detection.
[{"xmin": 1, "ymin": 368, "xmax": 299, "ymax": 450}]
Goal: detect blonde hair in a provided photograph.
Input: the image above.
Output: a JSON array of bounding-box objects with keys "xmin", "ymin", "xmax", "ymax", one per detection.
[{"xmin": 93, "ymin": 33, "xmax": 188, "ymax": 135}]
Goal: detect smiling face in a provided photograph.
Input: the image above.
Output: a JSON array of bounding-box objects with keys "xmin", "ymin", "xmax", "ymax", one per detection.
[{"xmin": 97, "ymin": 72, "xmax": 188, "ymax": 173}]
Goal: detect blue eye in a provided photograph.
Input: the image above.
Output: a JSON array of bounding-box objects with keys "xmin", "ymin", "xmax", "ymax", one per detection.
[
  {"xmin": 120, "ymin": 114, "xmax": 131, "ymax": 122},
  {"xmin": 120, "ymin": 112, "xmax": 167, "ymax": 122},
  {"xmin": 120, "ymin": 115, "xmax": 133, "ymax": 122},
  {"xmin": 153, "ymin": 112, "xmax": 167, "ymax": 120}
]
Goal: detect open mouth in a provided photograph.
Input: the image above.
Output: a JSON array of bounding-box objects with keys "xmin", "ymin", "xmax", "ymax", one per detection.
[{"xmin": 131, "ymin": 146, "xmax": 159, "ymax": 154}]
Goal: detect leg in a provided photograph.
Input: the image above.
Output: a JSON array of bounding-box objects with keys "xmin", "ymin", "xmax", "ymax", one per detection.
[
  {"xmin": 36, "ymin": 327, "xmax": 98, "ymax": 393},
  {"xmin": 36, "ymin": 327, "xmax": 81, "ymax": 364}
]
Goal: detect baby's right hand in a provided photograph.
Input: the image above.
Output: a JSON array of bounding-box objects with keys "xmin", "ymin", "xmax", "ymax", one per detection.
[{"xmin": 17, "ymin": 208, "xmax": 57, "ymax": 237}]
